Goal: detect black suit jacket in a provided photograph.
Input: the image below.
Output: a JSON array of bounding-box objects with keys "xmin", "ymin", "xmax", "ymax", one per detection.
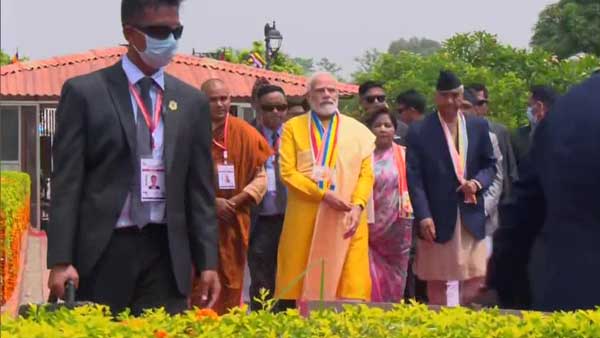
[
  {"xmin": 511, "ymin": 124, "xmax": 532, "ymax": 168},
  {"xmin": 407, "ymin": 113, "xmax": 496, "ymax": 243},
  {"xmin": 489, "ymin": 75, "xmax": 600, "ymax": 311},
  {"xmin": 48, "ymin": 61, "xmax": 218, "ymax": 295}
]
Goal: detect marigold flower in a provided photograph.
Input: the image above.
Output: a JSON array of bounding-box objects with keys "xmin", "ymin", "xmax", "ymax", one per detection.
[
  {"xmin": 154, "ymin": 329, "xmax": 168, "ymax": 338},
  {"xmin": 195, "ymin": 308, "xmax": 219, "ymax": 320}
]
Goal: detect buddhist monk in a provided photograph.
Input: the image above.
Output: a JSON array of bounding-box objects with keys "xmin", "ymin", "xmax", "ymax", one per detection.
[{"xmin": 191, "ymin": 78, "xmax": 272, "ymax": 314}]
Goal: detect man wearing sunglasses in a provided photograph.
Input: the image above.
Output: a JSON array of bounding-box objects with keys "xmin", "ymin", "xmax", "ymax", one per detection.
[
  {"xmin": 47, "ymin": 0, "xmax": 220, "ymax": 315},
  {"xmin": 359, "ymin": 81, "xmax": 388, "ymax": 115},
  {"xmin": 395, "ymin": 89, "xmax": 426, "ymax": 146},
  {"xmin": 248, "ymin": 85, "xmax": 290, "ymax": 311},
  {"xmin": 467, "ymin": 84, "xmax": 518, "ymax": 204}
]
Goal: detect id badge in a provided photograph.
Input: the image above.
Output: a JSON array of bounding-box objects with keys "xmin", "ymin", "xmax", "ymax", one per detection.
[
  {"xmin": 266, "ymin": 167, "xmax": 277, "ymax": 192},
  {"xmin": 140, "ymin": 158, "xmax": 166, "ymax": 202},
  {"xmin": 217, "ymin": 164, "xmax": 236, "ymax": 190},
  {"xmin": 312, "ymin": 165, "xmax": 330, "ymax": 182}
]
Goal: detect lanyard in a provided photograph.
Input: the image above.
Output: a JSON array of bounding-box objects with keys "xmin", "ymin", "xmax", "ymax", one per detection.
[
  {"xmin": 128, "ymin": 82, "xmax": 163, "ymax": 136},
  {"xmin": 212, "ymin": 113, "xmax": 230, "ymax": 162},
  {"xmin": 263, "ymin": 126, "xmax": 281, "ymax": 155}
]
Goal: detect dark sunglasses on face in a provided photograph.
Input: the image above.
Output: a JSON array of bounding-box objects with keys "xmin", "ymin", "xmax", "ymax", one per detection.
[
  {"xmin": 476, "ymin": 100, "xmax": 488, "ymax": 106},
  {"xmin": 262, "ymin": 104, "xmax": 288, "ymax": 112},
  {"xmin": 365, "ymin": 95, "xmax": 386, "ymax": 104},
  {"xmin": 133, "ymin": 25, "xmax": 184, "ymax": 40}
]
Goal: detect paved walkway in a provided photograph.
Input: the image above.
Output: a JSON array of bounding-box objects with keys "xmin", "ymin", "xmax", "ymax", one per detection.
[{"xmin": 19, "ymin": 230, "xmax": 49, "ymax": 307}]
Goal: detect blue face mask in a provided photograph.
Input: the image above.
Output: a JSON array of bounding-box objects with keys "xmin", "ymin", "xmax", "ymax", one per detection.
[{"xmin": 133, "ymin": 31, "xmax": 178, "ymax": 69}]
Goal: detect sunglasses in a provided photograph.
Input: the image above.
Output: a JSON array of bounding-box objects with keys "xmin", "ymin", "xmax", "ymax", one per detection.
[
  {"xmin": 476, "ymin": 100, "xmax": 488, "ymax": 106},
  {"xmin": 133, "ymin": 25, "xmax": 184, "ymax": 40},
  {"xmin": 365, "ymin": 95, "xmax": 386, "ymax": 104},
  {"xmin": 261, "ymin": 104, "xmax": 288, "ymax": 112}
]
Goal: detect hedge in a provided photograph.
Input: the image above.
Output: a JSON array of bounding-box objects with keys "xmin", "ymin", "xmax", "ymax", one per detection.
[
  {"xmin": 0, "ymin": 171, "xmax": 31, "ymax": 306},
  {"xmin": 1, "ymin": 302, "xmax": 599, "ymax": 337}
]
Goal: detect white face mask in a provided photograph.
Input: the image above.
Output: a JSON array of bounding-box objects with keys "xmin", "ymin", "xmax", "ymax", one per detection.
[
  {"xmin": 526, "ymin": 106, "xmax": 537, "ymax": 126},
  {"xmin": 133, "ymin": 31, "xmax": 178, "ymax": 69}
]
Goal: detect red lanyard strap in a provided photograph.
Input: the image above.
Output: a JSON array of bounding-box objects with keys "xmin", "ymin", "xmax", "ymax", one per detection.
[
  {"xmin": 212, "ymin": 113, "xmax": 230, "ymax": 160},
  {"xmin": 129, "ymin": 82, "xmax": 163, "ymax": 134}
]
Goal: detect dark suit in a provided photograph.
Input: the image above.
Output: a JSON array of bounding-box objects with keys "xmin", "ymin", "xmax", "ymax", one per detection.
[
  {"xmin": 248, "ymin": 126, "xmax": 287, "ymax": 311},
  {"xmin": 48, "ymin": 61, "xmax": 218, "ymax": 314},
  {"xmin": 511, "ymin": 124, "xmax": 532, "ymax": 168},
  {"xmin": 394, "ymin": 120, "xmax": 409, "ymax": 146},
  {"xmin": 488, "ymin": 121, "xmax": 518, "ymax": 202},
  {"xmin": 406, "ymin": 113, "xmax": 496, "ymax": 242},
  {"xmin": 488, "ymin": 75, "xmax": 600, "ymax": 311}
]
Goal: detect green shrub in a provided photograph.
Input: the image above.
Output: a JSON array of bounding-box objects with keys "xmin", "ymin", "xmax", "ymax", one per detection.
[
  {"xmin": 0, "ymin": 171, "xmax": 31, "ymax": 305},
  {"xmin": 1, "ymin": 302, "xmax": 599, "ymax": 337}
]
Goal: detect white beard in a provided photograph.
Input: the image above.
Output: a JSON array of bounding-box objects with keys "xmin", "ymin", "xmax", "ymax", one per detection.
[{"xmin": 313, "ymin": 103, "xmax": 338, "ymax": 117}]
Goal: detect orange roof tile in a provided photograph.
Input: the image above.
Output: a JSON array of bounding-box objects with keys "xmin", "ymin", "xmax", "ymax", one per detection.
[{"xmin": 0, "ymin": 46, "xmax": 358, "ymax": 100}]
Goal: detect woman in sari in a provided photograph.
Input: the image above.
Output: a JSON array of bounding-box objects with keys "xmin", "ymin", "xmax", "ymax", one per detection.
[{"xmin": 365, "ymin": 108, "xmax": 414, "ymax": 302}]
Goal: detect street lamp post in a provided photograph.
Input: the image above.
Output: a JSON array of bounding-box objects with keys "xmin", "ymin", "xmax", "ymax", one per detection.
[{"xmin": 264, "ymin": 21, "xmax": 283, "ymax": 70}]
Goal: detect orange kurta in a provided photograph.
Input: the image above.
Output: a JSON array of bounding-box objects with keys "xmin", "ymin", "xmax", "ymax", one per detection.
[{"xmin": 192, "ymin": 115, "xmax": 271, "ymax": 314}]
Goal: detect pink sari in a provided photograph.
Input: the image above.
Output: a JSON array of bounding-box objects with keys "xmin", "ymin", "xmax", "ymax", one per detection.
[{"xmin": 369, "ymin": 145, "xmax": 413, "ymax": 302}]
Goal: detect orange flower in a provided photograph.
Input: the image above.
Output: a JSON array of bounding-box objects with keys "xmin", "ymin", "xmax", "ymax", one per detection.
[
  {"xmin": 195, "ymin": 308, "xmax": 219, "ymax": 320},
  {"xmin": 154, "ymin": 329, "xmax": 168, "ymax": 338}
]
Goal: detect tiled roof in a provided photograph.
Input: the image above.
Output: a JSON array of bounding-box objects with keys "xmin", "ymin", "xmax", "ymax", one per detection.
[{"xmin": 0, "ymin": 46, "xmax": 357, "ymax": 100}]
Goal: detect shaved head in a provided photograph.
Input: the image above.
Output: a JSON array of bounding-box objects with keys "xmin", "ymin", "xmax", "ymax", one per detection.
[
  {"xmin": 202, "ymin": 78, "xmax": 231, "ymax": 124},
  {"xmin": 201, "ymin": 78, "xmax": 227, "ymax": 92}
]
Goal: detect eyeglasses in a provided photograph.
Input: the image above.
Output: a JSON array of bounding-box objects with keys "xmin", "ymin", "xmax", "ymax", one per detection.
[
  {"xmin": 476, "ymin": 100, "xmax": 488, "ymax": 106},
  {"xmin": 261, "ymin": 104, "xmax": 288, "ymax": 112},
  {"xmin": 365, "ymin": 95, "xmax": 386, "ymax": 104},
  {"xmin": 133, "ymin": 25, "xmax": 184, "ymax": 40}
]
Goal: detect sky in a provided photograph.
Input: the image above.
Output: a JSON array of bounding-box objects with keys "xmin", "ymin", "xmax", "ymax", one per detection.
[{"xmin": 1, "ymin": 0, "xmax": 555, "ymax": 76}]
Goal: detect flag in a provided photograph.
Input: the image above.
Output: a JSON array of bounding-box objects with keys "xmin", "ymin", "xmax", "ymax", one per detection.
[
  {"xmin": 247, "ymin": 52, "xmax": 265, "ymax": 69},
  {"xmin": 10, "ymin": 50, "xmax": 19, "ymax": 64}
]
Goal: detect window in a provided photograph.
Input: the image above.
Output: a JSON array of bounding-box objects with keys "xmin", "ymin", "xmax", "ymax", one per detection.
[{"xmin": 1, "ymin": 106, "xmax": 20, "ymax": 162}]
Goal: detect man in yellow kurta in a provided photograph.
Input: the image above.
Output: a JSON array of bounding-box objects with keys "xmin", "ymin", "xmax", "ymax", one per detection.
[{"xmin": 275, "ymin": 72, "xmax": 375, "ymax": 304}]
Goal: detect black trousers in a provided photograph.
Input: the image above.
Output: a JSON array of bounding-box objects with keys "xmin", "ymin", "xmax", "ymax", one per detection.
[
  {"xmin": 77, "ymin": 224, "xmax": 187, "ymax": 316},
  {"xmin": 248, "ymin": 214, "xmax": 284, "ymax": 311}
]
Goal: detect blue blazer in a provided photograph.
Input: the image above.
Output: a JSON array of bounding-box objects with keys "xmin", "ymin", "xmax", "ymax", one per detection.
[{"xmin": 406, "ymin": 112, "xmax": 496, "ymax": 243}]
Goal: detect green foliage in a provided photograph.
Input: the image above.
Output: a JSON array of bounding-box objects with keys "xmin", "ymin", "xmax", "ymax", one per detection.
[
  {"xmin": 3, "ymin": 302, "xmax": 600, "ymax": 337},
  {"xmin": 0, "ymin": 171, "xmax": 31, "ymax": 304},
  {"xmin": 204, "ymin": 41, "xmax": 306, "ymax": 75},
  {"xmin": 316, "ymin": 57, "xmax": 344, "ymax": 81},
  {"xmin": 354, "ymin": 31, "xmax": 599, "ymax": 128},
  {"xmin": 388, "ymin": 37, "xmax": 442, "ymax": 56},
  {"xmin": 1, "ymin": 49, "xmax": 13, "ymax": 66},
  {"xmin": 531, "ymin": 0, "xmax": 600, "ymax": 58},
  {"xmin": 354, "ymin": 48, "xmax": 382, "ymax": 75}
]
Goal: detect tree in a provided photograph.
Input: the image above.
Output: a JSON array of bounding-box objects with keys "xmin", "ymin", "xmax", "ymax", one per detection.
[
  {"xmin": 353, "ymin": 31, "xmax": 598, "ymax": 127},
  {"xmin": 316, "ymin": 57, "xmax": 343, "ymax": 79},
  {"xmin": 201, "ymin": 41, "xmax": 306, "ymax": 75},
  {"xmin": 1, "ymin": 49, "xmax": 13, "ymax": 65},
  {"xmin": 531, "ymin": 0, "xmax": 600, "ymax": 58},
  {"xmin": 353, "ymin": 48, "xmax": 381, "ymax": 75},
  {"xmin": 292, "ymin": 57, "xmax": 315, "ymax": 75},
  {"xmin": 388, "ymin": 37, "xmax": 441, "ymax": 56}
]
